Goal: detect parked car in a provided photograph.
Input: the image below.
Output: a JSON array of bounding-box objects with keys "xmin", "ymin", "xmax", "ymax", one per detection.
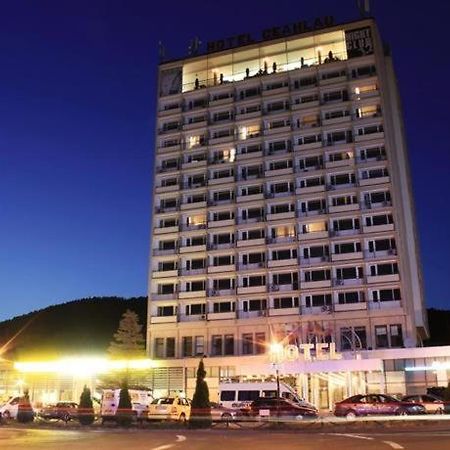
[
  {"xmin": 210, "ymin": 402, "xmax": 240, "ymax": 422},
  {"xmin": 38, "ymin": 402, "xmax": 79, "ymax": 422},
  {"xmin": 0, "ymin": 397, "xmax": 21, "ymax": 420},
  {"xmin": 250, "ymin": 397, "xmax": 318, "ymax": 419},
  {"xmin": 402, "ymin": 394, "xmax": 449, "ymax": 414},
  {"xmin": 147, "ymin": 397, "xmax": 191, "ymax": 422},
  {"xmin": 334, "ymin": 394, "xmax": 426, "ymax": 418}
]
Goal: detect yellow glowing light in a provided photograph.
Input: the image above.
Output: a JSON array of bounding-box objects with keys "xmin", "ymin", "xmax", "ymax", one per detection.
[
  {"xmin": 269, "ymin": 342, "xmax": 283, "ymax": 356},
  {"xmin": 14, "ymin": 358, "xmax": 157, "ymax": 377}
]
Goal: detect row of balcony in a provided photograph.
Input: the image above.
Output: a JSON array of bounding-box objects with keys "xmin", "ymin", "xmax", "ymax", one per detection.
[
  {"xmin": 156, "ymin": 192, "xmax": 391, "ymax": 214},
  {"xmin": 153, "ymin": 249, "xmax": 397, "ymax": 277},
  {"xmin": 150, "ymin": 300, "xmax": 401, "ymax": 324},
  {"xmin": 158, "ymin": 108, "xmax": 381, "ymax": 135},
  {"xmin": 157, "ymin": 124, "xmax": 384, "ymax": 154},
  {"xmin": 151, "ymin": 274, "xmax": 400, "ymax": 300}
]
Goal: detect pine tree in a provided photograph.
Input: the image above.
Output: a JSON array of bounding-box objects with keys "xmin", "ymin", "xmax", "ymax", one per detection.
[
  {"xmin": 108, "ymin": 309, "xmax": 146, "ymax": 358},
  {"xmin": 78, "ymin": 385, "xmax": 95, "ymax": 425},
  {"xmin": 189, "ymin": 358, "xmax": 211, "ymax": 428}
]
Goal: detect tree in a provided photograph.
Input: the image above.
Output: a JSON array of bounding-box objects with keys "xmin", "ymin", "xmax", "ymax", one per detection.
[
  {"xmin": 116, "ymin": 380, "xmax": 133, "ymax": 427},
  {"xmin": 443, "ymin": 382, "xmax": 450, "ymax": 401},
  {"xmin": 189, "ymin": 358, "xmax": 211, "ymax": 428},
  {"xmin": 78, "ymin": 385, "xmax": 95, "ymax": 425},
  {"xmin": 108, "ymin": 309, "xmax": 146, "ymax": 358}
]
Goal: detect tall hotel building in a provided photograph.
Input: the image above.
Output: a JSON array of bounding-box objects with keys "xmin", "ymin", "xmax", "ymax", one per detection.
[{"xmin": 147, "ymin": 17, "xmax": 431, "ymax": 407}]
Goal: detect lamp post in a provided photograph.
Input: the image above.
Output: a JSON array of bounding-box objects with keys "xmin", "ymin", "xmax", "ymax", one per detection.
[{"xmin": 269, "ymin": 342, "xmax": 284, "ymax": 419}]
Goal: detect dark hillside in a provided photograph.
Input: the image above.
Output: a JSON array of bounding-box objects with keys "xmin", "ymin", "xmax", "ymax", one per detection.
[{"xmin": 0, "ymin": 296, "xmax": 147, "ymax": 360}]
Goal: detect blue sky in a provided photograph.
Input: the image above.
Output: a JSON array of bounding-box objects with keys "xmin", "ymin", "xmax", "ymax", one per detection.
[{"xmin": 0, "ymin": 0, "xmax": 449, "ymax": 320}]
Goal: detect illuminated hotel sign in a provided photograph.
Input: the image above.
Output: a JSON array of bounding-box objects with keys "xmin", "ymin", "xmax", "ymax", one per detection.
[
  {"xmin": 270, "ymin": 342, "xmax": 342, "ymax": 363},
  {"xmin": 207, "ymin": 16, "xmax": 335, "ymax": 53}
]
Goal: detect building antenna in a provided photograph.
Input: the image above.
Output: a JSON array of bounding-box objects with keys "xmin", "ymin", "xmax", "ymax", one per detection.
[
  {"xmin": 356, "ymin": 0, "xmax": 371, "ymax": 17},
  {"xmin": 188, "ymin": 36, "xmax": 202, "ymax": 56},
  {"xmin": 158, "ymin": 41, "xmax": 166, "ymax": 63}
]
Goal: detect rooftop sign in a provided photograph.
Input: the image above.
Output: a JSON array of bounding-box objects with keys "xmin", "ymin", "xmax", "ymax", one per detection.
[{"xmin": 207, "ymin": 16, "xmax": 335, "ymax": 54}]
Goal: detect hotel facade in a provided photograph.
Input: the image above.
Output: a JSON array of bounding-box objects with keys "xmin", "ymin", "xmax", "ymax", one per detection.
[{"xmin": 146, "ymin": 16, "xmax": 437, "ymax": 409}]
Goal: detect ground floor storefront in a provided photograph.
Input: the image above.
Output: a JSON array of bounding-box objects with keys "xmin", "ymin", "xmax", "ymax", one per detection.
[{"xmin": 2, "ymin": 346, "xmax": 449, "ymax": 410}]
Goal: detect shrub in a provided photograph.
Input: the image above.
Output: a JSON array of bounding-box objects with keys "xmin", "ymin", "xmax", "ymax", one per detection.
[
  {"xmin": 189, "ymin": 359, "xmax": 211, "ymax": 428},
  {"xmin": 116, "ymin": 382, "xmax": 133, "ymax": 427},
  {"xmin": 78, "ymin": 385, "xmax": 95, "ymax": 425}
]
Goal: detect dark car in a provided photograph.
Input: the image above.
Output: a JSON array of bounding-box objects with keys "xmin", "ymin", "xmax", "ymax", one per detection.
[
  {"xmin": 250, "ymin": 397, "xmax": 318, "ymax": 419},
  {"xmin": 39, "ymin": 402, "xmax": 78, "ymax": 422},
  {"xmin": 402, "ymin": 394, "xmax": 449, "ymax": 414},
  {"xmin": 334, "ymin": 394, "xmax": 426, "ymax": 418}
]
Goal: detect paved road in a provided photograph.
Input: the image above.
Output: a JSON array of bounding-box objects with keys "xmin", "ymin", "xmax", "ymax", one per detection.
[{"xmin": 2, "ymin": 428, "xmax": 450, "ymax": 449}]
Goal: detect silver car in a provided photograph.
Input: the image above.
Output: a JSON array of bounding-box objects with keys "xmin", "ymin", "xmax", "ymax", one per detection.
[{"xmin": 210, "ymin": 402, "xmax": 240, "ymax": 421}]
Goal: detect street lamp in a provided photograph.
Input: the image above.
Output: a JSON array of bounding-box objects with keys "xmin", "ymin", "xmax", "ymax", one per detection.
[{"xmin": 269, "ymin": 342, "xmax": 284, "ymax": 419}]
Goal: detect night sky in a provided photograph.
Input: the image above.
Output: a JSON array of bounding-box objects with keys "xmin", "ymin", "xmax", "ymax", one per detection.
[{"xmin": 0, "ymin": 0, "xmax": 449, "ymax": 321}]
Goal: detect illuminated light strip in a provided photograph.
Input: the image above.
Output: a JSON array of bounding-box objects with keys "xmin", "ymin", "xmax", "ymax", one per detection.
[
  {"xmin": 404, "ymin": 361, "xmax": 450, "ymax": 372},
  {"xmin": 14, "ymin": 358, "xmax": 157, "ymax": 377}
]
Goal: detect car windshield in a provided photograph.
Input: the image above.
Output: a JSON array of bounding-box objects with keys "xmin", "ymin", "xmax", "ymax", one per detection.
[{"xmin": 153, "ymin": 398, "xmax": 174, "ymax": 405}]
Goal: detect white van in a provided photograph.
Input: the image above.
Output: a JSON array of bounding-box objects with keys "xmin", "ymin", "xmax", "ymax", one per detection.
[
  {"xmin": 100, "ymin": 389, "xmax": 153, "ymax": 421},
  {"xmin": 218, "ymin": 382, "xmax": 312, "ymax": 410}
]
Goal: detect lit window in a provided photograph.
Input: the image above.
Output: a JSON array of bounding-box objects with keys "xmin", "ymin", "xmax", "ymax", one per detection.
[{"xmin": 306, "ymin": 222, "xmax": 327, "ymax": 233}]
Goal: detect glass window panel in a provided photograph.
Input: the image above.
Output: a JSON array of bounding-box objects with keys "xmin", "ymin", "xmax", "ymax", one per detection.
[{"xmin": 233, "ymin": 48, "xmax": 260, "ymax": 80}]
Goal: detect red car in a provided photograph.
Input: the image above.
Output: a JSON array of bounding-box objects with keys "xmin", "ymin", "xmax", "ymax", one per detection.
[{"xmin": 334, "ymin": 394, "xmax": 426, "ymax": 418}]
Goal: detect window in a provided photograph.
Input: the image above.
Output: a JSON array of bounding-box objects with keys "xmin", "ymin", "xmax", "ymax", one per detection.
[
  {"xmin": 213, "ymin": 278, "xmax": 234, "ymax": 290},
  {"xmin": 373, "ymin": 288, "xmax": 401, "ymax": 302},
  {"xmin": 213, "ymin": 301, "xmax": 235, "ymax": 313},
  {"xmin": 336, "ymin": 266, "xmax": 363, "ymax": 280},
  {"xmin": 166, "ymin": 338, "xmax": 175, "ymax": 358},
  {"xmin": 255, "ymin": 333, "xmax": 266, "ymax": 354},
  {"xmin": 273, "ymin": 272, "xmax": 297, "ymax": 286},
  {"xmin": 370, "ymin": 263, "xmax": 398, "ymax": 276},
  {"xmin": 186, "ymin": 303, "xmax": 205, "ymax": 315},
  {"xmin": 340, "ymin": 326, "xmax": 367, "ymax": 351},
  {"xmin": 237, "ymin": 391, "xmax": 260, "ymax": 402},
  {"xmin": 213, "ymin": 255, "xmax": 233, "ymax": 266},
  {"xmin": 224, "ymin": 335, "xmax": 234, "ymax": 355},
  {"xmin": 242, "ymin": 228, "xmax": 265, "ymax": 240},
  {"xmin": 154, "ymin": 338, "xmax": 164, "ymax": 358},
  {"xmin": 243, "ymin": 299, "xmax": 267, "ymax": 312},
  {"xmin": 158, "ymin": 284, "xmax": 175, "ymax": 294},
  {"xmin": 375, "ymin": 324, "xmax": 403, "ymax": 348},
  {"xmin": 304, "ymin": 270, "xmax": 331, "ymax": 282},
  {"xmin": 338, "ymin": 291, "xmax": 364, "ymax": 304},
  {"xmin": 157, "ymin": 306, "xmax": 176, "ymax": 316},
  {"xmin": 195, "ymin": 336, "xmax": 204, "ymax": 356},
  {"xmin": 305, "ymin": 294, "xmax": 331, "ymax": 307},
  {"xmin": 390, "ymin": 325, "xmax": 403, "ymax": 347},
  {"xmin": 375, "ymin": 325, "xmax": 389, "ymax": 348},
  {"xmin": 182, "ymin": 337, "xmax": 193, "ymax": 357},
  {"xmin": 274, "ymin": 297, "xmax": 299, "ymax": 309},
  {"xmin": 220, "ymin": 391, "xmax": 235, "ymax": 402},
  {"xmin": 303, "ymin": 221, "xmax": 327, "ymax": 233},
  {"xmin": 211, "ymin": 335, "xmax": 223, "ymax": 356},
  {"xmin": 187, "ymin": 280, "xmax": 206, "ymax": 292},
  {"xmin": 243, "ymin": 275, "xmax": 266, "ymax": 287},
  {"xmin": 242, "ymin": 334, "xmax": 253, "ymax": 355}
]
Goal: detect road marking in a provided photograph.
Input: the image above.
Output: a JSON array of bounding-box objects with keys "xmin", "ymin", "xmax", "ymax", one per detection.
[
  {"xmin": 151, "ymin": 445, "xmax": 174, "ymax": 450},
  {"xmin": 382, "ymin": 441, "xmax": 404, "ymax": 449},
  {"xmin": 176, "ymin": 435, "xmax": 186, "ymax": 442},
  {"xmin": 326, "ymin": 433, "xmax": 374, "ymax": 440}
]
